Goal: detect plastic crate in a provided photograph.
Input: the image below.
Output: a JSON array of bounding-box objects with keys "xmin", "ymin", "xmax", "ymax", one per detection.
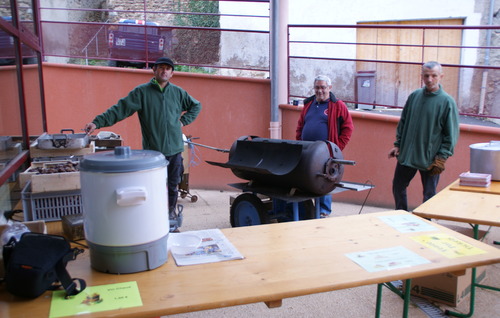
[{"xmin": 21, "ymin": 181, "xmax": 83, "ymax": 221}]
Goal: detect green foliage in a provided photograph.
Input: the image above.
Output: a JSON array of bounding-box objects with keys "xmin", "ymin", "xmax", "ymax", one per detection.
[
  {"xmin": 171, "ymin": 1, "xmax": 221, "ymax": 70},
  {"xmin": 175, "ymin": 64, "xmax": 216, "ymax": 74},
  {"xmin": 87, "ymin": 59, "xmax": 108, "ymax": 66},
  {"xmin": 174, "ymin": 0, "xmax": 220, "ymax": 28},
  {"xmin": 68, "ymin": 58, "xmax": 107, "ymax": 66}
]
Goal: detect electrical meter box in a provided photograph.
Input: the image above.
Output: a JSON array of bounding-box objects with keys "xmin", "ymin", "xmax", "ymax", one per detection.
[{"xmin": 355, "ymin": 71, "xmax": 376, "ymax": 110}]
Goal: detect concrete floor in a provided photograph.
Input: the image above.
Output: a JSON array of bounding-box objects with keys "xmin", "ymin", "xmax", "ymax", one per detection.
[{"xmin": 165, "ymin": 189, "xmax": 500, "ymax": 318}]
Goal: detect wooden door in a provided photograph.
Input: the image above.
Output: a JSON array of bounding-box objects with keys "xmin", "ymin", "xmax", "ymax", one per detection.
[{"xmin": 356, "ymin": 19, "xmax": 463, "ymax": 107}]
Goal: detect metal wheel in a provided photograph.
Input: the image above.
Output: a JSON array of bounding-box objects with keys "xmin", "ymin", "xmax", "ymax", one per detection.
[
  {"xmin": 190, "ymin": 195, "xmax": 198, "ymax": 203},
  {"xmin": 230, "ymin": 193, "xmax": 269, "ymax": 227}
]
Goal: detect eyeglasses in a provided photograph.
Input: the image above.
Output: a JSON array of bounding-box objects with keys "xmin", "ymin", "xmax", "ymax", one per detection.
[{"xmin": 314, "ymin": 85, "xmax": 328, "ymax": 90}]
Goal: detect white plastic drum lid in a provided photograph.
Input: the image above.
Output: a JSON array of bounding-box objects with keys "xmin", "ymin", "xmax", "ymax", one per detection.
[{"xmin": 79, "ymin": 146, "xmax": 166, "ymax": 173}]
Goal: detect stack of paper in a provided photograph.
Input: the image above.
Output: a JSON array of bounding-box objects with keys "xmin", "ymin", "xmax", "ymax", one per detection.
[
  {"xmin": 459, "ymin": 172, "xmax": 491, "ymax": 187},
  {"xmin": 169, "ymin": 229, "xmax": 244, "ymax": 266}
]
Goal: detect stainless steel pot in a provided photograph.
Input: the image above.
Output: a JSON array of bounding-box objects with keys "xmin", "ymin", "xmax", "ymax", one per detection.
[
  {"xmin": 37, "ymin": 129, "xmax": 89, "ymax": 149},
  {"xmin": 470, "ymin": 141, "xmax": 500, "ymax": 181}
]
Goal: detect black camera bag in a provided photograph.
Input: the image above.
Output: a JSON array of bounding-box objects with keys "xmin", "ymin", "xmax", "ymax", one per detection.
[{"xmin": 2, "ymin": 232, "xmax": 86, "ymax": 298}]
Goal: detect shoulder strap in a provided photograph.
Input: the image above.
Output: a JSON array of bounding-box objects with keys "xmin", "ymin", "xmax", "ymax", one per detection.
[{"xmin": 55, "ymin": 248, "xmax": 86, "ymax": 297}]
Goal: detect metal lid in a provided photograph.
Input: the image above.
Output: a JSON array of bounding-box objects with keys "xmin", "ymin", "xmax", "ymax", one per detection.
[
  {"xmin": 80, "ymin": 146, "xmax": 167, "ymax": 173},
  {"xmin": 470, "ymin": 141, "xmax": 500, "ymax": 151}
]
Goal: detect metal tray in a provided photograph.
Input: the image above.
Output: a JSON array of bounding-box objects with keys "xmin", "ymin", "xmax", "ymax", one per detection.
[{"xmin": 37, "ymin": 129, "xmax": 90, "ymax": 149}]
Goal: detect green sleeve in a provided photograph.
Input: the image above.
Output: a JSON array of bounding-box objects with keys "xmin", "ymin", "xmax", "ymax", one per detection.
[
  {"xmin": 436, "ymin": 100, "xmax": 460, "ymax": 159},
  {"xmin": 93, "ymin": 87, "xmax": 143, "ymax": 129},
  {"xmin": 179, "ymin": 92, "xmax": 202, "ymax": 126}
]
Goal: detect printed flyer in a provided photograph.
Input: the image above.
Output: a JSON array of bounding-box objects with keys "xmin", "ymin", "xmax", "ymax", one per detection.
[
  {"xmin": 170, "ymin": 229, "xmax": 244, "ymax": 266},
  {"xmin": 378, "ymin": 214, "xmax": 437, "ymax": 233},
  {"xmin": 345, "ymin": 246, "xmax": 431, "ymax": 273}
]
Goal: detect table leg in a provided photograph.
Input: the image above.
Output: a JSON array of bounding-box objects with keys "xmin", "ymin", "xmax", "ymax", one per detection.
[
  {"xmin": 445, "ymin": 267, "xmax": 476, "ymax": 318},
  {"xmin": 475, "ymin": 282, "xmax": 500, "ymax": 292},
  {"xmin": 402, "ymin": 279, "xmax": 411, "ymax": 318},
  {"xmin": 473, "ymin": 224, "xmax": 479, "ymax": 240},
  {"xmin": 445, "ymin": 223, "xmax": 500, "ymax": 317},
  {"xmin": 375, "ymin": 283, "xmax": 383, "ymax": 318},
  {"xmin": 375, "ymin": 280, "xmax": 411, "ymax": 318},
  {"xmin": 471, "ymin": 224, "xmax": 500, "ymax": 293}
]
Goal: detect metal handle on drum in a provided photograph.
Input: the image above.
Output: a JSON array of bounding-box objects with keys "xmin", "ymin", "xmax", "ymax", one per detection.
[{"xmin": 330, "ymin": 159, "xmax": 356, "ymax": 165}]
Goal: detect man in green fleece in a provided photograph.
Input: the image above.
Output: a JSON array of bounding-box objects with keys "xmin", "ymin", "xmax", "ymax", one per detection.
[
  {"xmin": 84, "ymin": 57, "xmax": 201, "ymax": 223},
  {"xmin": 388, "ymin": 61, "xmax": 459, "ymax": 211}
]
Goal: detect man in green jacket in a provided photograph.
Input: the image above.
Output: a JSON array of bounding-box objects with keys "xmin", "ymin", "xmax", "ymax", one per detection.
[
  {"xmin": 388, "ymin": 61, "xmax": 459, "ymax": 211},
  {"xmin": 84, "ymin": 57, "xmax": 202, "ymax": 224}
]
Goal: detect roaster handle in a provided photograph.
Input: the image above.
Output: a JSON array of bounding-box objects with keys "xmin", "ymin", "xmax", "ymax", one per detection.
[{"xmin": 330, "ymin": 159, "xmax": 356, "ymax": 165}]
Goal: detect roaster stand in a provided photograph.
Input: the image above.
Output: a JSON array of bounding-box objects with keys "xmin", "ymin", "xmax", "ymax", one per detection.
[{"xmin": 229, "ymin": 181, "xmax": 374, "ymax": 227}]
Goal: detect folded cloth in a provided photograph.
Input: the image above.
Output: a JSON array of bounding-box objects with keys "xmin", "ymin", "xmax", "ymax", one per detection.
[{"xmin": 428, "ymin": 157, "xmax": 446, "ymax": 176}]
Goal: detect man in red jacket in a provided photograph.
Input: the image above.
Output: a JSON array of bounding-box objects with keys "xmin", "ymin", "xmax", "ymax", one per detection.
[{"xmin": 296, "ymin": 75, "xmax": 354, "ymax": 217}]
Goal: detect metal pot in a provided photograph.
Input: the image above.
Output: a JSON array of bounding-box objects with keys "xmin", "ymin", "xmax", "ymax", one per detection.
[
  {"xmin": 470, "ymin": 141, "xmax": 500, "ymax": 181},
  {"xmin": 80, "ymin": 146, "xmax": 169, "ymax": 274},
  {"xmin": 37, "ymin": 129, "xmax": 89, "ymax": 149}
]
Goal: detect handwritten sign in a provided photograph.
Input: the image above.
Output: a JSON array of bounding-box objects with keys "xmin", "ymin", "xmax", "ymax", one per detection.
[
  {"xmin": 49, "ymin": 281, "xmax": 142, "ymax": 318},
  {"xmin": 411, "ymin": 233, "xmax": 487, "ymax": 258}
]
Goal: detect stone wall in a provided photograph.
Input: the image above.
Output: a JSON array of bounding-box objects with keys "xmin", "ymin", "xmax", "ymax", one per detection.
[{"xmin": 106, "ymin": 0, "xmax": 178, "ymax": 25}]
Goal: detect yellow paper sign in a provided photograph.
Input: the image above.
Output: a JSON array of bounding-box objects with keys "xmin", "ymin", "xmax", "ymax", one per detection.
[
  {"xmin": 49, "ymin": 281, "xmax": 142, "ymax": 318},
  {"xmin": 411, "ymin": 233, "xmax": 486, "ymax": 259}
]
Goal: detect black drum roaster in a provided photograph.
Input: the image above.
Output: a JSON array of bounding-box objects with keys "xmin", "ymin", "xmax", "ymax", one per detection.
[{"xmin": 207, "ymin": 136, "xmax": 355, "ymax": 196}]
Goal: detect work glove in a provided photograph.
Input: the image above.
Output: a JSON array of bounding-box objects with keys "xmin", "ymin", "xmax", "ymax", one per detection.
[{"xmin": 428, "ymin": 157, "xmax": 446, "ymax": 176}]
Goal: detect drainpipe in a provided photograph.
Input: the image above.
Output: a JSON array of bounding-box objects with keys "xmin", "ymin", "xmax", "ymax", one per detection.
[
  {"xmin": 478, "ymin": 0, "xmax": 495, "ymax": 114},
  {"xmin": 269, "ymin": 0, "xmax": 288, "ymax": 139}
]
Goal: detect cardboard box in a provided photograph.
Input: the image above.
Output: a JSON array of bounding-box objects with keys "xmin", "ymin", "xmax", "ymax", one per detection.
[
  {"xmin": 0, "ymin": 221, "xmax": 47, "ymax": 278},
  {"xmin": 0, "ymin": 220, "xmax": 47, "ymax": 237},
  {"xmin": 405, "ymin": 266, "xmax": 487, "ymax": 307}
]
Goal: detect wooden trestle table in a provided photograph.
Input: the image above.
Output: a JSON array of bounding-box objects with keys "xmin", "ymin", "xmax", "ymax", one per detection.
[
  {"xmin": 413, "ymin": 180, "xmax": 500, "ymax": 317},
  {"xmin": 1, "ymin": 210, "xmax": 500, "ymax": 318}
]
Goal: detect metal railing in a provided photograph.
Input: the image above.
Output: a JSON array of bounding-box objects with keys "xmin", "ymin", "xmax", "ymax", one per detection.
[
  {"xmin": 39, "ymin": 1, "xmax": 271, "ymax": 75},
  {"xmin": 37, "ymin": 3, "xmax": 499, "ymax": 120},
  {"xmin": 80, "ymin": 19, "xmax": 109, "ymax": 65},
  {"xmin": 287, "ymin": 24, "xmax": 500, "ymax": 120}
]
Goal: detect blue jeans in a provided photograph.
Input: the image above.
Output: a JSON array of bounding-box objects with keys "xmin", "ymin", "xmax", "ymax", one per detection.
[
  {"xmin": 319, "ymin": 194, "xmax": 332, "ymax": 215},
  {"xmin": 392, "ymin": 162, "xmax": 439, "ymax": 211},
  {"xmin": 165, "ymin": 152, "xmax": 184, "ymax": 211}
]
